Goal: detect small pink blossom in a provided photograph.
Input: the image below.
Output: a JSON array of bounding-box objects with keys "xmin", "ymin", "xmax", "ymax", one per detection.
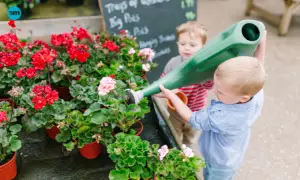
[
  {"xmin": 182, "ymin": 144, "xmax": 194, "ymax": 158},
  {"xmin": 56, "ymin": 60, "xmax": 66, "ymax": 68},
  {"xmin": 138, "ymin": 48, "xmax": 155, "ymax": 62},
  {"xmin": 128, "ymin": 48, "xmax": 136, "ymax": 55},
  {"xmin": 104, "ymin": 123, "xmax": 109, "ymax": 126},
  {"xmin": 98, "ymin": 77, "xmax": 116, "ymax": 96},
  {"xmin": 158, "ymin": 145, "xmax": 169, "ymax": 161},
  {"xmin": 142, "ymin": 63, "xmax": 151, "ymax": 72},
  {"xmin": 8, "ymin": 86, "xmax": 24, "ymax": 97}
]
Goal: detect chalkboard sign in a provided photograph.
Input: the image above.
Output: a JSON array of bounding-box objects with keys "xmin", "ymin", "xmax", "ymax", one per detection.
[{"xmin": 99, "ymin": 0, "xmax": 197, "ymax": 82}]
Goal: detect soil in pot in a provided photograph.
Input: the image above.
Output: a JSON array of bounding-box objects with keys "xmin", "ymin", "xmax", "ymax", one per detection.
[
  {"xmin": 0, "ymin": 153, "xmax": 17, "ymax": 180},
  {"xmin": 113, "ymin": 120, "xmax": 144, "ymax": 136},
  {"xmin": 55, "ymin": 86, "xmax": 73, "ymax": 101}
]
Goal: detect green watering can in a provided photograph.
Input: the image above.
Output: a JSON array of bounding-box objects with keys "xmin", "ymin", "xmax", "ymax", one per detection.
[{"xmin": 128, "ymin": 19, "xmax": 265, "ymax": 104}]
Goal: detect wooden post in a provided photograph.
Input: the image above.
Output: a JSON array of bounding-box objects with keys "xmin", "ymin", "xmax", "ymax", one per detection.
[
  {"xmin": 245, "ymin": 0, "xmax": 254, "ymax": 16},
  {"xmin": 279, "ymin": 1, "xmax": 300, "ymax": 36},
  {"xmin": 245, "ymin": 0, "xmax": 300, "ymax": 36},
  {"xmin": 98, "ymin": 0, "xmax": 107, "ymax": 32}
]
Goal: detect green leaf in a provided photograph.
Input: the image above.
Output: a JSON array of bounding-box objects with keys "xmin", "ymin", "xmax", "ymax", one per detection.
[
  {"xmin": 9, "ymin": 124, "xmax": 22, "ymax": 134},
  {"xmin": 8, "ymin": 139, "xmax": 22, "ymax": 152},
  {"xmin": 63, "ymin": 141, "xmax": 75, "ymax": 151},
  {"xmin": 83, "ymin": 103, "xmax": 101, "ymax": 116},
  {"xmin": 77, "ymin": 126, "xmax": 89, "ymax": 134},
  {"xmin": 51, "ymin": 71, "xmax": 63, "ymax": 83},
  {"xmin": 91, "ymin": 111, "xmax": 107, "ymax": 124},
  {"xmin": 109, "ymin": 169, "xmax": 129, "ymax": 180},
  {"xmin": 55, "ymin": 132, "xmax": 71, "ymax": 143}
]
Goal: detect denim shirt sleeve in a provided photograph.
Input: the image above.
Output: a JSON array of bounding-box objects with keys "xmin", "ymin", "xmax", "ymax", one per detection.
[{"xmin": 189, "ymin": 107, "xmax": 229, "ymax": 133}]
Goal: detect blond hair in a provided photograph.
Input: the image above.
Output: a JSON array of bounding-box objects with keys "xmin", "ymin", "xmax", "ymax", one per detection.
[
  {"xmin": 176, "ymin": 21, "xmax": 207, "ymax": 44},
  {"xmin": 215, "ymin": 56, "xmax": 266, "ymax": 96}
]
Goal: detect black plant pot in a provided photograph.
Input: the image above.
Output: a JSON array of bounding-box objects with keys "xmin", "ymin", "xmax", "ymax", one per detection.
[
  {"xmin": 18, "ymin": 4, "xmax": 32, "ymax": 20},
  {"xmin": 66, "ymin": 0, "xmax": 84, "ymax": 6}
]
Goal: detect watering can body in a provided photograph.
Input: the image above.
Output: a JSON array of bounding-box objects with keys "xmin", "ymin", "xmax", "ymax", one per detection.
[{"xmin": 129, "ymin": 20, "xmax": 265, "ymax": 103}]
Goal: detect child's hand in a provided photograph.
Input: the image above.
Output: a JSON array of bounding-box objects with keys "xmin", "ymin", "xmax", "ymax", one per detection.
[
  {"xmin": 154, "ymin": 88, "xmax": 179, "ymax": 98},
  {"xmin": 159, "ymin": 84, "xmax": 176, "ymax": 100},
  {"xmin": 153, "ymin": 92, "xmax": 166, "ymax": 98}
]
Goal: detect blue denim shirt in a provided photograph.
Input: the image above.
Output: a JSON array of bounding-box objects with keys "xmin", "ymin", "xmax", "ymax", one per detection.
[{"xmin": 189, "ymin": 90, "xmax": 264, "ymax": 169}]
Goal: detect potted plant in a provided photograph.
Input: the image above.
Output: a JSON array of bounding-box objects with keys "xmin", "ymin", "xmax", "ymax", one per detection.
[
  {"xmin": 148, "ymin": 144, "xmax": 206, "ymax": 180},
  {"xmin": 0, "ymin": 101, "xmax": 25, "ymax": 180},
  {"xmin": 10, "ymin": 83, "xmax": 66, "ymax": 137},
  {"xmin": 107, "ymin": 133, "xmax": 159, "ymax": 180},
  {"xmin": 81, "ymin": 76, "xmax": 150, "ymax": 136},
  {"xmin": 0, "ymin": 21, "xmax": 26, "ymax": 99},
  {"xmin": 55, "ymin": 109, "xmax": 114, "ymax": 159}
]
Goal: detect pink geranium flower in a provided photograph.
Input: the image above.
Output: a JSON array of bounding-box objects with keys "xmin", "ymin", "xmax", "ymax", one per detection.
[
  {"xmin": 158, "ymin": 145, "xmax": 169, "ymax": 161},
  {"xmin": 182, "ymin": 144, "xmax": 194, "ymax": 158},
  {"xmin": 98, "ymin": 77, "xmax": 116, "ymax": 96},
  {"xmin": 138, "ymin": 48, "xmax": 155, "ymax": 62}
]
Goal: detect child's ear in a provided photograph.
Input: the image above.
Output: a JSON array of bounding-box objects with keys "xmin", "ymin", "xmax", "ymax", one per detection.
[{"xmin": 240, "ymin": 95, "xmax": 251, "ymax": 103}]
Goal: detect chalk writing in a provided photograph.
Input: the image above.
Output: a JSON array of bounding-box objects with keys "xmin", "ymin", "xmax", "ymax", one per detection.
[
  {"xmin": 124, "ymin": 13, "xmax": 140, "ymax": 23},
  {"xmin": 105, "ymin": 1, "xmax": 128, "ymax": 14},
  {"xmin": 159, "ymin": 34, "xmax": 176, "ymax": 44},
  {"xmin": 139, "ymin": 38, "xmax": 159, "ymax": 49},
  {"xmin": 154, "ymin": 47, "xmax": 171, "ymax": 59},
  {"xmin": 140, "ymin": 0, "xmax": 170, "ymax": 6},
  {"xmin": 109, "ymin": 16, "xmax": 123, "ymax": 29}
]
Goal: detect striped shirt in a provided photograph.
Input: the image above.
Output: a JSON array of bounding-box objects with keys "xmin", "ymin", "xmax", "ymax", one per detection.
[{"xmin": 160, "ymin": 56, "xmax": 213, "ymax": 112}]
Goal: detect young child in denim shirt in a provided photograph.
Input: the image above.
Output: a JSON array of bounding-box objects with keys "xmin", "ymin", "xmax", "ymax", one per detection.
[{"xmin": 158, "ymin": 31, "xmax": 267, "ymax": 180}]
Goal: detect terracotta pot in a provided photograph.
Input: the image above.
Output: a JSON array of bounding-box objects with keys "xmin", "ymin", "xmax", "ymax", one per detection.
[
  {"xmin": 79, "ymin": 142, "xmax": 102, "ymax": 159},
  {"xmin": 142, "ymin": 72, "xmax": 147, "ymax": 79},
  {"xmin": 55, "ymin": 86, "xmax": 73, "ymax": 101},
  {"xmin": 135, "ymin": 120, "xmax": 144, "ymax": 136},
  {"xmin": 167, "ymin": 92, "xmax": 188, "ymax": 112},
  {"xmin": 0, "ymin": 153, "xmax": 17, "ymax": 180},
  {"xmin": 0, "ymin": 98, "xmax": 14, "ymax": 107},
  {"xmin": 113, "ymin": 120, "xmax": 144, "ymax": 136},
  {"xmin": 46, "ymin": 126, "xmax": 60, "ymax": 140}
]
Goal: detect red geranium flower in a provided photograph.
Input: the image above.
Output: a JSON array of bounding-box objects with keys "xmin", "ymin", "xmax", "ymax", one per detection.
[
  {"xmin": 8, "ymin": 20, "xmax": 16, "ymax": 28},
  {"xmin": 102, "ymin": 40, "xmax": 119, "ymax": 52},
  {"xmin": 0, "ymin": 111, "xmax": 8, "ymax": 123}
]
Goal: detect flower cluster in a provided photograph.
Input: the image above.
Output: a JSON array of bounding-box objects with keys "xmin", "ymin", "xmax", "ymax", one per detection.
[
  {"xmin": 31, "ymin": 48, "xmax": 57, "ymax": 70},
  {"xmin": 138, "ymin": 48, "xmax": 155, "ymax": 62},
  {"xmin": 98, "ymin": 77, "xmax": 116, "ymax": 96},
  {"xmin": 67, "ymin": 44, "xmax": 90, "ymax": 63},
  {"xmin": 51, "ymin": 33, "xmax": 73, "ymax": 47},
  {"xmin": 16, "ymin": 67, "xmax": 36, "ymax": 79},
  {"xmin": 102, "ymin": 40, "xmax": 120, "ymax": 52},
  {"xmin": 0, "ymin": 33, "xmax": 25, "ymax": 51},
  {"xmin": 0, "ymin": 111, "xmax": 8, "ymax": 123},
  {"xmin": 0, "ymin": 51, "xmax": 21, "ymax": 68},
  {"xmin": 71, "ymin": 26, "xmax": 91, "ymax": 41},
  {"xmin": 8, "ymin": 86, "xmax": 24, "ymax": 97},
  {"xmin": 31, "ymin": 85, "xmax": 59, "ymax": 110}
]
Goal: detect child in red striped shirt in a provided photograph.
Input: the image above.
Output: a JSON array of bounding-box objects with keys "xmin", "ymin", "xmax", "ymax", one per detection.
[{"xmin": 155, "ymin": 21, "xmax": 213, "ymax": 147}]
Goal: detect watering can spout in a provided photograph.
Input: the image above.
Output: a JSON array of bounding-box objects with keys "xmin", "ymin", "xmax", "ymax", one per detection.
[{"xmin": 128, "ymin": 20, "xmax": 265, "ymax": 104}]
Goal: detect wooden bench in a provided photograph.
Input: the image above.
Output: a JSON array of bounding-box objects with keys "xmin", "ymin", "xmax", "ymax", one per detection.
[{"xmin": 245, "ymin": 0, "xmax": 300, "ymax": 36}]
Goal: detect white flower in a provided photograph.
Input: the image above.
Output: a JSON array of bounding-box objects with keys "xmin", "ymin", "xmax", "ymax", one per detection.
[
  {"xmin": 142, "ymin": 63, "xmax": 151, "ymax": 72},
  {"xmin": 128, "ymin": 48, "xmax": 136, "ymax": 55}
]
